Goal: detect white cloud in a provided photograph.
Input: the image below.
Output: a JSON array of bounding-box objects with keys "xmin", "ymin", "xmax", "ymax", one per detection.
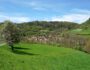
[
  {"xmin": 0, "ymin": 13, "xmax": 89, "ymax": 23},
  {"xmin": 51, "ymin": 9, "xmax": 90, "ymax": 23},
  {"xmin": 6, "ymin": 0, "xmax": 51, "ymax": 11},
  {"xmin": 9, "ymin": 17, "xmax": 30, "ymax": 23},
  {"xmin": 23, "ymin": 1, "xmax": 50, "ymax": 11},
  {"xmin": 0, "ymin": 0, "xmax": 68, "ymax": 11},
  {"xmin": 0, "ymin": 8, "xmax": 90, "ymax": 23},
  {"xmin": 71, "ymin": 9, "xmax": 90, "ymax": 14},
  {"xmin": 4, "ymin": 0, "xmax": 48, "ymax": 11},
  {"xmin": 51, "ymin": 14, "xmax": 89, "ymax": 23},
  {"xmin": 0, "ymin": 13, "xmax": 30, "ymax": 23}
]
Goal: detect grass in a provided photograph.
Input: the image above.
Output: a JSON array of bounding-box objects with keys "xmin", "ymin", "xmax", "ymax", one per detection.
[
  {"xmin": 69, "ymin": 28, "xmax": 90, "ymax": 34},
  {"xmin": 0, "ymin": 43, "xmax": 90, "ymax": 70},
  {"xmin": 68, "ymin": 28, "xmax": 90, "ymax": 38}
]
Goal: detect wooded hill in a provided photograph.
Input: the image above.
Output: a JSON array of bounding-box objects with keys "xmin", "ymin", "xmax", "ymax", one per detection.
[{"xmin": 17, "ymin": 21, "xmax": 79, "ymax": 36}]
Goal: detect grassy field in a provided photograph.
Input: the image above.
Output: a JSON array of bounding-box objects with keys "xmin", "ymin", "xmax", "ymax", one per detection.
[
  {"xmin": 69, "ymin": 28, "xmax": 90, "ymax": 34},
  {"xmin": 0, "ymin": 43, "xmax": 90, "ymax": 70},
  {"xmin": 68, "ymin": 28, "xmax": 90, "ymax": 38}
]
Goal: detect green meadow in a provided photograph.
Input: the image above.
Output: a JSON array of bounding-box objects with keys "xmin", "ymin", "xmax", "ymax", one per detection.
[{"xmin": 0, "ymin": 43, "xmax": 90, "ymax": 70}]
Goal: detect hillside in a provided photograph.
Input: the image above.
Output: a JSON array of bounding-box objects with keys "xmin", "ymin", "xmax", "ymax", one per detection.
[
  {"xmin": 81, "ymin": 18, "xmax": 90, "ymax": 29},
  {"xmin": 17, "ymin": 21, "xmax": 79, "ymax": 36},
  {"xmin": 67, "ymin": 18, "xmax": 90, "ymax": 37},
  {"xmin": 0, "ymin": 20, "xmax": 90, "ymax": 53},
  {"xmin": 0, "ymin": 43, "xmax": 90, "ymax": 70}
]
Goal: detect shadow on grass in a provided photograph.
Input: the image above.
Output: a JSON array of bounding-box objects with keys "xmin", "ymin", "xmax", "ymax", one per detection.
[
  {"xmin": 14, "ymin": 47, "xmax": 30, "ymax": 50},
  {"xmin": 12, "ymin": 47, "xmax": 39, "ymax": 56},
  {"xmin": 13, "ymin": 50, "xmax": 38, "ymax": 55}
]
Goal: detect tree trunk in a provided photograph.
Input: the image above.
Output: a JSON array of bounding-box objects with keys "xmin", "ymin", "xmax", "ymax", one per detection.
[
  {"xmin": 11, "ymin": 45, "xmax": 14, "ymax": 51},
  {"xmin": 9, "ymin": 43, "xmax": 14, "ymax": 51}
]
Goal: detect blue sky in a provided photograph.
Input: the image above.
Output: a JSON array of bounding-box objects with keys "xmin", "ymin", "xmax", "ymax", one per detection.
[{"xmin": 0, "ymin": 0, "xmax": 90, "ymax": 23}]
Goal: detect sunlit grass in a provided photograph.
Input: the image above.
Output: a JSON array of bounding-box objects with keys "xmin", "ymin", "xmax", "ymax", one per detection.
[{"xmin": 0, "ymin": 43, "xmax": 90, "ymax": 70}]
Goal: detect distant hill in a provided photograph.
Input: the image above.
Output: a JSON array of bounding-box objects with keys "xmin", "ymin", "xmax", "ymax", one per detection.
[
  {"xmin": 81, "ymin": 18, "xmax": 90, "ymax": 29},
  {"xmin": 83, "ymin": 18, "xmax": 90, "ymax": 25},
  {"xmin": 17, "ymin": 21, "xmax": 79, "ymax": 36},
  {"xmin": 67, "ymin": 18, "xmax": 90, "ymax": 37}
]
